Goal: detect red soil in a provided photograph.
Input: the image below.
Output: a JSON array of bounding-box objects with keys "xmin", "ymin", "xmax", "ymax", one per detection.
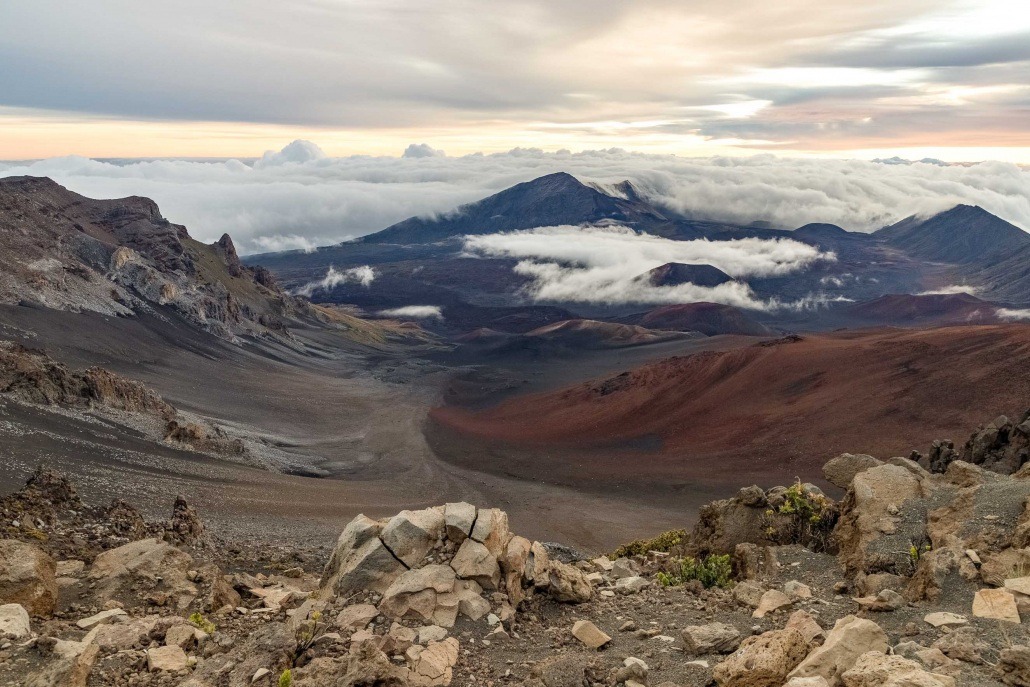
[{"xmin": 430, "ymin": 325, "xmax": 1030, "ymax": 484}]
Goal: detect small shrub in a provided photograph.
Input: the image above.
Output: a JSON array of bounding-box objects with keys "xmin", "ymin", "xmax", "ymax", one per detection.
[
  {"xmin": 767, "ymin": 480, "xmax": 837, "ymax": 551},
  {"xmin": 656, "ymin": 554, "xmax": 732, "ymax": 589},
  {"xmin": 279, "ymin": 669, "xmax": 293, "ymax": 687},
  {"xmin": 611, "ymin": 529, "xmax": 688, "ymax": 559},
  {"xmin": 188, "ymin": 612, "xmax": 216, "ymax": 634}
]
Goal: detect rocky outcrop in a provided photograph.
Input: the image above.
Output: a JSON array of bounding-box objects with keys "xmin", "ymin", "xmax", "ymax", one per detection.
[
  {"xmin": 0, "ymin": 540, "xmax": 57, "ymax": 617},
  {"xmin": 920, "ymin": 409, "xmax": 1030, "ymax": 475}
]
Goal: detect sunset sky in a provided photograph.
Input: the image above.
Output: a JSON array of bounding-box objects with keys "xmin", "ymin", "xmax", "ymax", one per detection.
[{"xmin": 1, "ymin": 0, "xmax": 1028, "ymax": 161}]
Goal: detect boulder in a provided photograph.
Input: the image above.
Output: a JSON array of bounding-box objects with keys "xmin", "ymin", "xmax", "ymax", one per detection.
[
  {"xmin": 9, "ymin": 638, "xmax": 99, "ymax": 687},
  {"xmin": 89, "ymin": 538, "xmax": 196, "ymax": 608},
  {"xmin": 932, "ymin": 626, "xmax": 989, "ymax": 664},
  {"xmin": 834, "ymin": 465, "xmax": 926, "ymax": 578},
  {"xmin": 753, "ymin": 590, "xmax": 792, "ymax": 618},
  {"xmin": 444, "ymin": 502, "xmax": 476, "ymax": 543},
  {"xmin": 470, "ymin": 508, "xmax": 510, "ymax": 558},
  {"xmin": 615, "ymin": 576, "xmax": 650, "ymax": 595},
  {"xmin": 146, "ymin": 645, "xmax": 189, "ymax": 672},
  {"xmin": 75, "ymin": 608, "xmax": 128, "ymax": 629},
  {"xmin": 788, "ymin": 616, "xmax": 888, "ymax": 685},
  {"xmin": 379, "ymin": 565, "xmax": 456, "ymax": 621},
  {"xmin": 0, "ymin": 603, "xmax": 30, "ymax": 640},
  {"xmin": 733, "ymin": 581, "xmax": 765, "ymax": 608},
  {"xmin": 0, "ymin": 540, "xmax": 57, "ymax": 616},
  {"xmin": 547, "ymin": 560, "xmax": 593, "ymax": 603},
  {"xmin": 840, "ymin": 651, "xmax": 953, "ymax": 687},
  {"xmin": 571, "ymin": 620, "xmax": 611, "ymax": 649},
  {"xmin": 81, "ymin": 615, "xmax": 161, "ymax": 651},
  {"xmin": 682, "ymin": 622, "xmax": 741, "ymax": 655},
  {"xmin": 335, "ymin": 603, "xmax": 379, "ymax": 632},
  {"xmin": 449, "ymin": 538, "xmax": 500, "ymax": 590},
  {"xmin": 525, "ymin": 541, "xmax": 550, "ymax": 587},
  {"xmin": 411, "ymin": 637, "xmax": 460, "ymax": 686},
  {"xmin": 321, "ymin": 515, "xmax": 406, "ymax": 596},
  {"xmin": 713, "ymin": 627, "xmax": 808, "ymax": 687},
  {"xmin": 786, "ymin": 611, "xmax": 826, "ymax": 649},
  {"xmin": 380, "ymin": 508, "xmax": 445, "ymax": 568},
  {"xmin": 997, "ymin": 645, "xmax": 1030, "ymax": 687},
  {"xmin": 823, "ymin": 454, "xmax": 883, "ymax": 490},
  {"xmin": 972, "ymin": 588, "xmax": 1020, "ymax": 623},
  {"xmin": 923, "ymin": 612, "xmax": 967, "ymax": 628}
]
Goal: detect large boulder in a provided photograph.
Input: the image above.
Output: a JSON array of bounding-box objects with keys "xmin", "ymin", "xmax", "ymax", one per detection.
[
  {"xmin": 840, "ymin": 651, "xmax": 954, "ymax": 687},
  {"xmin": 546, "ymin": 560, "xmax": 593, "ymax": 603},
  {"xmin": 682, "ymin": 622, "xmax": 742, "ymax": 655},
  {"xmin": 321, "ymin": 515, "xmax": 406, "ymax": 596},
  {"xmin": 833, "ymin": 465, "xmax": 928, "ymax": 579},
  {"xmin": 823, "ymin": 454, "xmax": 883, "ymax": 490},
  {"xmin": 89, "ymin": 538, "xmax": 196, "ymax": 608},
  {"xmin": 0, "ymin": 540, "xmax": 57, "ymax": 616},
  {"xmin": 788, "ymin": 616, "xmax": 888, "ymax": 685},
  {"xmin": 713, "ymin": 627, "xmax": 808, "ymax": 687},
  {"xmin": 449, "ymin": 538, "xmax": 500, "ymax": 590},
  {"xmin": 380, "ymin": 508, "xmax": 445, "ymax": 568}
]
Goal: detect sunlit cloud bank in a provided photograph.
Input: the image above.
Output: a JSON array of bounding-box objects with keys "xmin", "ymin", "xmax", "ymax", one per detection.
[
  {"xmin": 997, "ymin": 308, "xmax": 1030, "ymax": 321},
  {"xmin": 378, "ymin": 305, "xmax": 444, "ymax": 320},
  {"xmin": 1, "ymin": 142, "xmax": 1028, "ymax": 255},
  {"xmin": 294, "ymin": 265, "xmax": 375, "ymax": 296},
  {"xmin": 463, "ymin": 225, "xmax": 836, "ymax": 310}
]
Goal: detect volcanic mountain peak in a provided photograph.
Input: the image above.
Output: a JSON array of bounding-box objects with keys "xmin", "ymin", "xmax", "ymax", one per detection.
[
  {"xmin": 639, "ymin": 262, "xmax": 734, "ymax": 288},
  {"xmin": 627, "ymin": 302, "xmax": 775, "ymax": 337},
  {"xmin": 357, "ymin": 171, "xmax": 670, "ymax": 245},
  {"xmin": 876, "ymin": 203, "xmax": 1030, "ymax": 265},
  {"xmin": 846, "ymin": 292, "xmax": 1001, "ymax": 326}
]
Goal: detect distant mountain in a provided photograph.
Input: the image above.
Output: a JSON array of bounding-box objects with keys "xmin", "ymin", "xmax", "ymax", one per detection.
[
  {"xmin": 637, "ymin": 263, "xmax": 734, "ymax": 288},
  {"xmin": 976, "ymin": 243, "xmax": 1030, "ymax": 305},
  {"xmin": 623, "ymin": 303, "xmax": 775, "ymax": 337},
  {"xmin": 358, "ymin": 172, "xmax": 671, "ymax": 244},
  {"xmin": 876, "ymin": 205, "xmax": 1030, "ymax": 265},
  {"xmin": 0, "ymin": 176, "xmax": 320, "ymax": 342},
  {"xmin": 845, "ymin": 293, "xmax": 1000, "ymax": 326}
]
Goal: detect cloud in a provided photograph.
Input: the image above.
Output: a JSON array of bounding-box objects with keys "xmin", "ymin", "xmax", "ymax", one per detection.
[
  {"xmin": 402, "ymin": 143, "xmax": 446, "ymax": 159},
  {"xmin": 378, "ymin": 305, "xmax": 444, "ymax": 319},
  {"xmin": 916, "ymin": 284, "xmax": 982, "ymax": 295},
  {"xmin": 294, "ymin": 265, "xmax": 375, "ymax": 296},
  {"xmin": 2, "ymin": 145, "xmax": 1029, "ymax": 257},
  {"xmin": 255, "ymin": 140, "xmax": 328, "ymax": 167},
  {"xmin": 463, "ymin": 225, "xmax": 835, "ymax": 310},
  {"xmin": 997, "ymin": 308, "xmax": 1030, "ymax": 321}
]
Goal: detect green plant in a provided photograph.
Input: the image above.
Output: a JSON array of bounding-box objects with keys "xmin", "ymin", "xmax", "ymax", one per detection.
[
  {"xmin": 611, "ymin": 529, "xmax": 688, "ymax": 559},
  {"xmin": 656, "ymin": 554, "xmax": 732, "ymax": 589},
  {"xmin": 279, "ymin": 669, "xmax": 293, "ymax": 687},
  {"xmin": 768, "ymin": 480, "xmax": 838, "ymax": 552},
  {"xmin": 188, "ymin": 612, "xmax": 216, "ymax": 634}
]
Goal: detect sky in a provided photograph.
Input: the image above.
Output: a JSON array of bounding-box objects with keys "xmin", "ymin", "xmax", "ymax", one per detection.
[{"xmin": 1, "ymin": 0, "xmax": 1029, "ymax": 161}]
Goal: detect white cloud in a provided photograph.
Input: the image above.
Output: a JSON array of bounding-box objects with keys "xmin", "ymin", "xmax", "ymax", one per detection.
[
  {"xmin": 294, "ymin": 265, "xmax": 375, "ymax": 296},
  {"xmin": 997, "ymin": 307, "xmax": 1030, "ymax": 320},
  {"xmin": 916, "ymin": 284, "xmax": 982, "ymax": 295},
  {"xmin": 463, "ymin": 224, "xmax": 835, "ymax": 310},
  {"xmin": 255, "ymin": 139, "xmax": 328, "ymax": 167},
  {"xmin": 402, "ymin": 143, "xmax": 446, "ymax": 158},
  {"xmin": 1, "ymin": 144, "xmax": 1028, "ymax": 255},
  {"xmin": 378, "ymin": 305, "xmax": 444, "ymax": 319}
]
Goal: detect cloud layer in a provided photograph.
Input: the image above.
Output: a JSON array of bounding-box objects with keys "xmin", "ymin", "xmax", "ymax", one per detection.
[
  {"xmin": 1, "ymin": 144, "xmax": 1028, "ymax": 255},
  {"xmin": 463, "ymin": 225, "xmax": 835, "ymax": 309}
]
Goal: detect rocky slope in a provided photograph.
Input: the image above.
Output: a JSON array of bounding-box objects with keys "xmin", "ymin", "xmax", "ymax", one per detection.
[
  {"xmin": 0, "ymin": 176, "xmax": 310, "ymax": 342},
  {"xmin": 1, "ymin": 409, "xmax": 1028, "ymax": 686}
]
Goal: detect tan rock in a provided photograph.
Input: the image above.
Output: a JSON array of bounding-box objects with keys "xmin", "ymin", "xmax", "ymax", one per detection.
[
  {"xmin": 1004, "ymin": 577, "xmax": 1030, "ymax": 596},
  {"xmin": 840, "ymin": 651, "xmax": 954, "ymax": 687},
  {"xmin": 444, "ymin": 502, "xmax": 476, "ymax": 543},
  {"xmin": 972, "ymin": 588, "xmax": 1020, "ymax": 623},
  {"xmin": 146, "ymin": 645, "xmax": 189, "ymax": 672},
  {"xmin": 733, "ymin": 581, "xmax": 766, "ymax": 608},
  {"xmin": 0, "ymin": 540, "xmax": 57, "ymax": 617},
  {"xmin": 164, "ymin": 623, "xmax": 197, "ymax": 649},
  {"xmin": 89, "ymin": 538, "xmax": 196, "ymax": 608},
  {"xmin": 788, "ymin": 615, "xmax": 888, "ymax": 685},
  {"xmin": 335, "ymin": 603, "xmax": 379, "ymax": 632},
  {"xmin": 525, "ymin": 541, "xmax": 550, "ymax": 587},
  {"xmin": 572, "ymin": 620, "xmax": 611, "ymax": 649},
  {"xmin": 753, "ymin": 589, "xmax": 792, "ymax": 618},
  {"xmin": 0, "ymin": 603, "xmax": 30, "ymax": 640},
  {"xmin": 547, "ymin": 560, "xmax": 593, "ymax": 603},
  {"xmin": 449, "ymin": 539, "xmax": 500, "ymax": 590},
  {"xmin": 785, "ymin": 610, "xmax": 826, "ymax": 648},
  {"xmin": 923, "ymin": 612, "xmax": 967, "ymax": 628},
  {"xmin": 713, "ymin": 627, "xmax": 808, "ymax": 687},
  {"xmin": 381, "ymin": 508, "xmax": 445, "ymax": 568},
  {"xmin": 55, "ymin": 560, "xmax": 85, "ymax": 578},
  {"xmin": 470, "ymin": 508, "xmax": 511, "ymax": 558},
  {"xmin": 411, "ymin": 637, "xmax": 460, "ymax": 685},
  {"xmin": 682, "ymin": 622, "xmax": 741, "ymax": 655},
  {"xmin": 75, "ymin": 608, "xmax": 127, "ymax": 630},
  {"xmin": 453, "ymin": 579, "xmax": 489, "ymax": 621}
]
